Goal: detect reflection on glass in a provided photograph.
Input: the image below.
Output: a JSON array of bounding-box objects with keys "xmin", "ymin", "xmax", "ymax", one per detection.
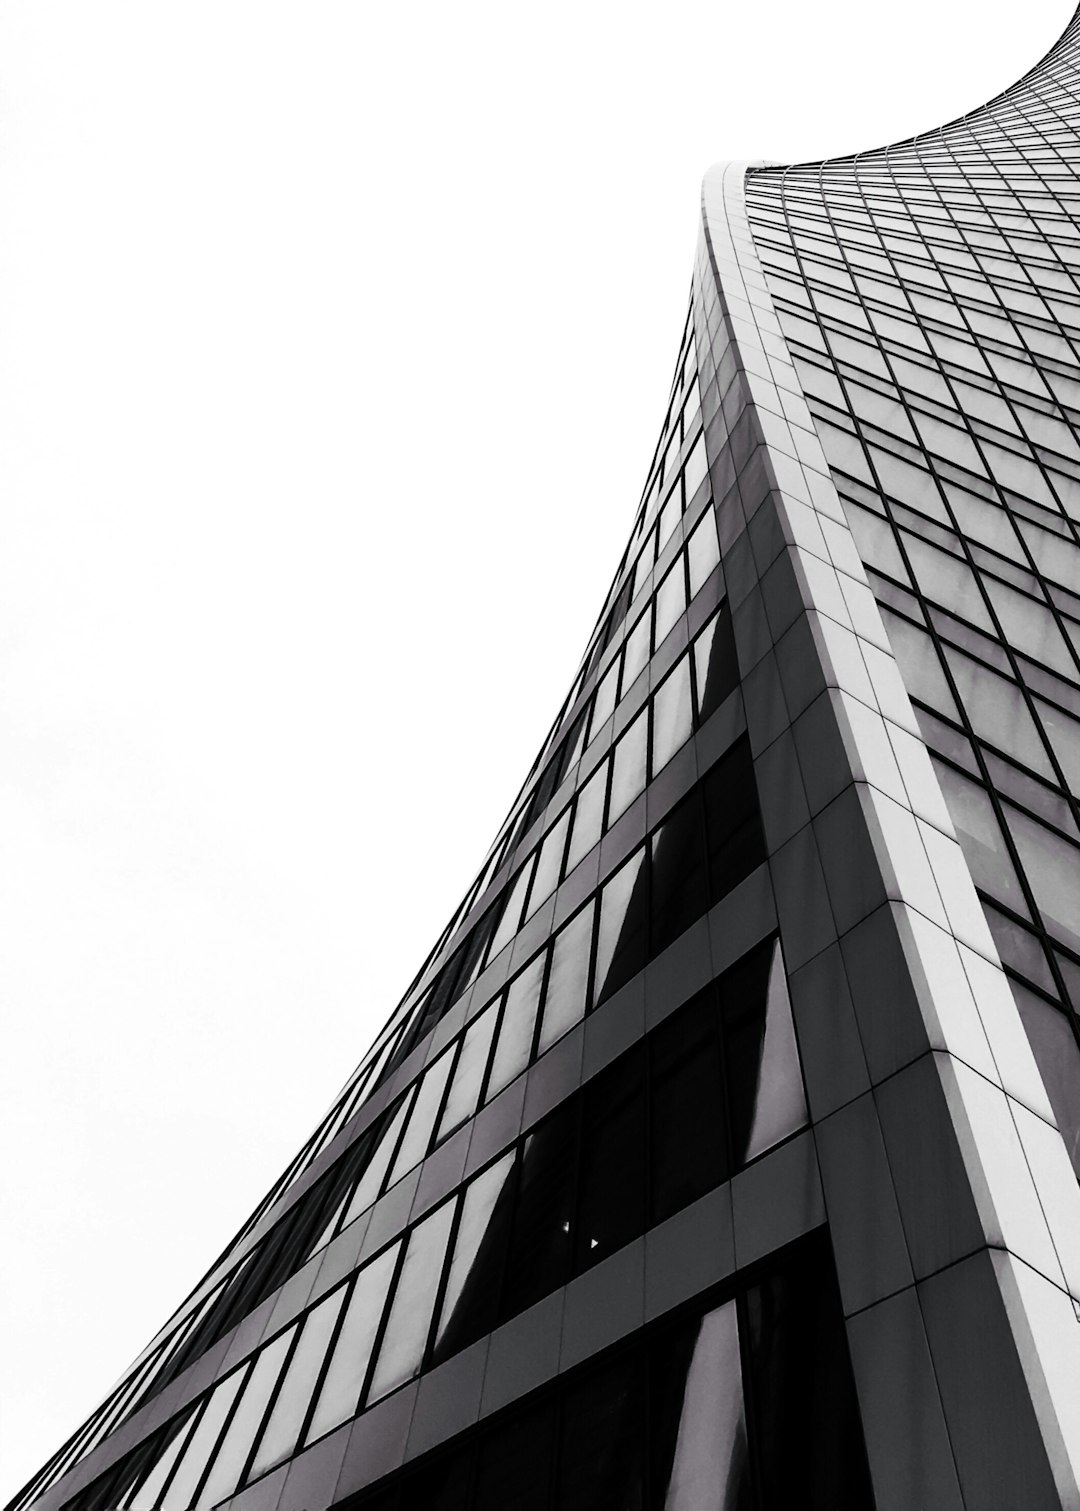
[
  {"xmin": 432, "ymin": 1152, "xmax": 515, "ymax": 1361},
  {"xmin": 743, "ymin": 941, "xmax": 809, "ymax": 1161},
  {"xmin": 593, "ymin": 848, "xmax": 647, "ymax": 1005},
  {"xmin": 340, "ymin": 1095, "xmax": 411, "ymax": 1227},
  {"xmin": 194, "ymin": 1328, "xmax": 295, "ymax": 1508},
  {"xmin": 437, "ymin": 1004, "xmax": 499, "ymax": 1142},
  {"xmin": 663, "ymin": 1301, "xmax": 748, "ymax": 1511},
  {"xmin": 652, "ymin": 658, "xmax": 693, "ymax": 774},
  {"xmin": 565, "ymin": 762, "xmax": 607, "ymax": 872},
  {"xmin": 608, "ymin": 712, "xmax": 649, "ymax": 825},
  {"xmin": 527, "ymin": 806, "xmax": 572, "ymax": 919},
  {"xmin": 537, "ymin": 904, "xmax": 593, "ymax": 1053},
  {"xmin": 487, "ymin": 952, "xmax": 545, "ymax": 1097},
  {"xmin": 305, "ymin": 1241, "xmax": 399, "ymax": 1442},
  {"xmin": 367, "ymin": 1201, "xmax": 456, "ymax": 1402},
  {"xmin": 160, "ymin": 1366, "xmax": 246, "ymax": 1511},
  {"xmin": 124, "ymin": 1411, "xmax": 197, "ymax": 1511},
  {"xmin": 249, "ymin": 1287, "xmax": 346, "ymax": 1477},
  {"xmin": 385, "ymin": 1049, "xmax": 455, "ymax": 1187}
]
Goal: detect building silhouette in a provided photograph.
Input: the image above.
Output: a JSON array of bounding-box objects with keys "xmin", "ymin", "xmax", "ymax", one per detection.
[{"xmin": 12, "ymin": 9, "xmax": 1080, "ymax": 1511}]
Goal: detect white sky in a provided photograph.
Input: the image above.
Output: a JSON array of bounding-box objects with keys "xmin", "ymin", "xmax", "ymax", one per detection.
[{"xmin": 0, "ymin": 0, "xmax": 1071, "ymax": 1498}]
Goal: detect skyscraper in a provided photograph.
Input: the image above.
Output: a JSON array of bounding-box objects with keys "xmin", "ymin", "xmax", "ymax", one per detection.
[{"xmin": 12, "ymin": 8, "xmax": 1080, "ymax": 1510}]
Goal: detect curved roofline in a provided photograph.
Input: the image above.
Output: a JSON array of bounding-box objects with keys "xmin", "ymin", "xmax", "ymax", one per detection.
[{"xmin": 701, "ymin": 0, "xmax": 1080, "ymax": 180}]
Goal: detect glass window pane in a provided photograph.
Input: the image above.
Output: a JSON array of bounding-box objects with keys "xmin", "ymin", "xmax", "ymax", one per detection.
[
  {"xmin": 160, "ymin": 1367, "xmax": 247, "ymax": 1511},
  {"xmin": 367, "ymin": 1201, "xmax": 456, "ymax": 1403},
  {"xmin": 437, "ymin": 1003, "xmax": 499, "ymax": 1142},
  {"xmin": 608, "ymin": 712, "xmax": 649, "ymax": 826},
  {"xmin": 590, "ymin": 659, "xmax": 620, "ymax": 738},
  {"xmin": 654, "ymin": 559, "xmax": 687, "ymax": 646},
  {"xmin": 432, "ymin": 1152, "xmax": 516, "ymax": 1363},
  {"xmin": 486, "ymin": 952, "xmax": 546, "ymax": 1098},
  {"xmin": 621, "ymin": 611, "xmax": 652, "ymax": 694},
  {"xmin": 537, "ymin": 904, "xmax": 593, "ymax": 1053},
  {"xmin": 932, "ymin": 761, "xmax": 1030, "ymax": 917},
  {"xmin": 556, "ymin": 1354, "xmax": 646, "ymax": 1510},
  {"xmin": 687, "ymin": 512, "xmax": 720, "ymax": 597},
  {"xmin": 702, "ymin": 739, "xmax": 766, "ymax": 903},
  {"xmin": 565, "ymin": 761, "xmax": 608, "ymax": 872},
  {"xmin": 651, "ymin": 795, "xmax": 709, "ymax": 954},
  {"xmin": 593, "ymin": 848, "xmax": 648, "ymax": 1006},
  {"xmin": 743, "ymin": 1249, "xmax": 872, "ymax": 1506},
  {"xmin": 652, "ymin": 658, "xmax": 694, "ymax": 774},
  {"xmin": 305, "ymin": 1242, "xmax": 400, "ymax": 1442},
  {"xmin": 742, "ymin": 941, "xmax": 808, "ymax": 1161},
  {"xmin": 575, "ymin": 1049, "xmax": 646, "ymax": 1271},
  {"xmin": 194, "ymin": 1328, "xmax": 294, "ymax": 1508},
  {"xmin": 472, "ymin": 1402, "xmax": 557, "ymax": 1511},
  {"xmin": 694, "ymin": 608, "xmax": 740, "ymax": 722},
  {"xmin": 652, "ymin": 1301, "xmax": 748, "ymax": 1511},
  {"xmin": 1005, "ymin": 805, "xmax": 1080, "ymax": 954},
  {"xmin": 526, "ymin": 806, "xmax": 572, "ymax": 918},
  {"xmin": 385, "ymin": 1050, "xmax": 456, "ymax": 1188},
  {"xmin": 250, "ymin": 1287, "xmax": 347, "ymax": 1477},
  {"xmin": 127, "ymin": 1412, "xmax": 199, "ymax": 1511},
  {"xmin": 341, "ymin": 1096, "xmax": 411, "ymax": 1227},
  {"xmin": 501, "ymin": 1105, "xmax": 576, "ymax": 1320},
  {"xmin": 486, "ymin": 858, "xmax": 536, "ymax": 962},
  {"xmin": 719, "ymin": 942, "xmax": 775, "ymax": 1167},
  {"xmin": 650, "ymin": 990, "xmax": 729, "ymax": 1224},
  {"xmin": 684, "ymin": 434, "xmax": 708, "ymax": 500}
]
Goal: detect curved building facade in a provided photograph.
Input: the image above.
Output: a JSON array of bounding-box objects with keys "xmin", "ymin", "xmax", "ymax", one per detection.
[{"xmin": 13, "ymin": 11, "xmax": 1080, "ymax": 1511}]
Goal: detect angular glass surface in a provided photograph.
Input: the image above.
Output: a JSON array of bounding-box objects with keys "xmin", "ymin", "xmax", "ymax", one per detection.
[
  {"xmin": 742, "ymin": 940, "xmax": 809, "ymax": 1161},
  {"xmin": 341, "ymin": 1095, "xmax": 411, "ymax": 1227},
  {"xmin": 650, "ymin": 793, "xmax": 710, "ymax": 954},
  {"xmin": 305, "ymin": 1241, "xmax": 399, "ymax": 1441},
  {"xmin": 687, "ymin": 511, "xmax": 720, "ymax": 596},
  {"xmin": 367, "ymin": 1201, "xmax": 456, "ymax": 1402},
  {"xmin": 565, "ymin": 759, "xmax": 607, "ymax": 872},
  {"xmin": 249, "ymin": 1286, "xmax": 347, "ymax": 1476},
  {"xmin": 194, "ymin": 1327, "xmax": 295, "ymax": 1508},
  {"xmin": 385, "ymin": 1048, "xmax": 456, "ymax": 1188},
  {"xmin": 652, "ymin": 656, "xmax": 694, "ymax": 775},
  {"xmin": 655, "ymin": 1301, "xmax": 749, "ymax": 1511},
  {"xmin": 537, "ymin": 903, "xmax": 593, "ymax": 1053},
  {"xmin": 125, "ymin": 1411, "xmax": 198, "ymax": 1511},
  {"xmin": 432, "ymin": 1151, "xmax": 516, "ymax": 1362},
  {"xmin": 486, "ymin": 951, "xmax": 546, "ymax": 1098},
  {"xmin": 608, "ymin": 709, "xmax": 649, "ymax": 825},
  {"xmin": 437, "ymin": 1001, "xmax": 499, "ymax": 1142},
  {"xmin": 593, "ymin": 846, "xmax": 647, "ymax": 1005},
  {"xmin": 526, "ymin": 805, "xmax": 572, "ymax": 918},
  {"xmin": 159, "ymin": 1365, "xmax": 246, "ymax": 1511}
]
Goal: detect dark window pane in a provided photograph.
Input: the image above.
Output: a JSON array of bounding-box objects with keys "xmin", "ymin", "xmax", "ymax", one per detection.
[
  {"xmin": 743, "ymin": 1247, "xmax": 874, "ymax": 1510},
  {"xmin": 719, "ymin": 942, "xmax": 773, "ymax": 1166},
  {"xmin": 557, "ymin": 1355, "xmax": 646, "ymax": 1511},
  {"xmin": 575, "ymin": 1049, "xmax": 647, "ymax": 1272},
  {"xmin": 472, "ymin": 1402, "xmax": 556, "ymax": 1511},
  {"xmin": 651, "ymin": 795, "xmax": 710, "ymax": 954},
  {"xmin": 650, "ymin": 990, "xmax": 729, "ymax": 1223},
  {"xmin": 696, "ymin": 606, "xmax": 741, "ymax": 721},
  {"xmin": 500, "ymin": 1104, "xmax": 577, "ymax": 1320},
  {"xmin": 703, "ymin": 740, "xmax": 766, "ymax": 904},
  {"xmin": 399, "ymin": 1445, "xmax": 473, "ymax": 1511}
]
